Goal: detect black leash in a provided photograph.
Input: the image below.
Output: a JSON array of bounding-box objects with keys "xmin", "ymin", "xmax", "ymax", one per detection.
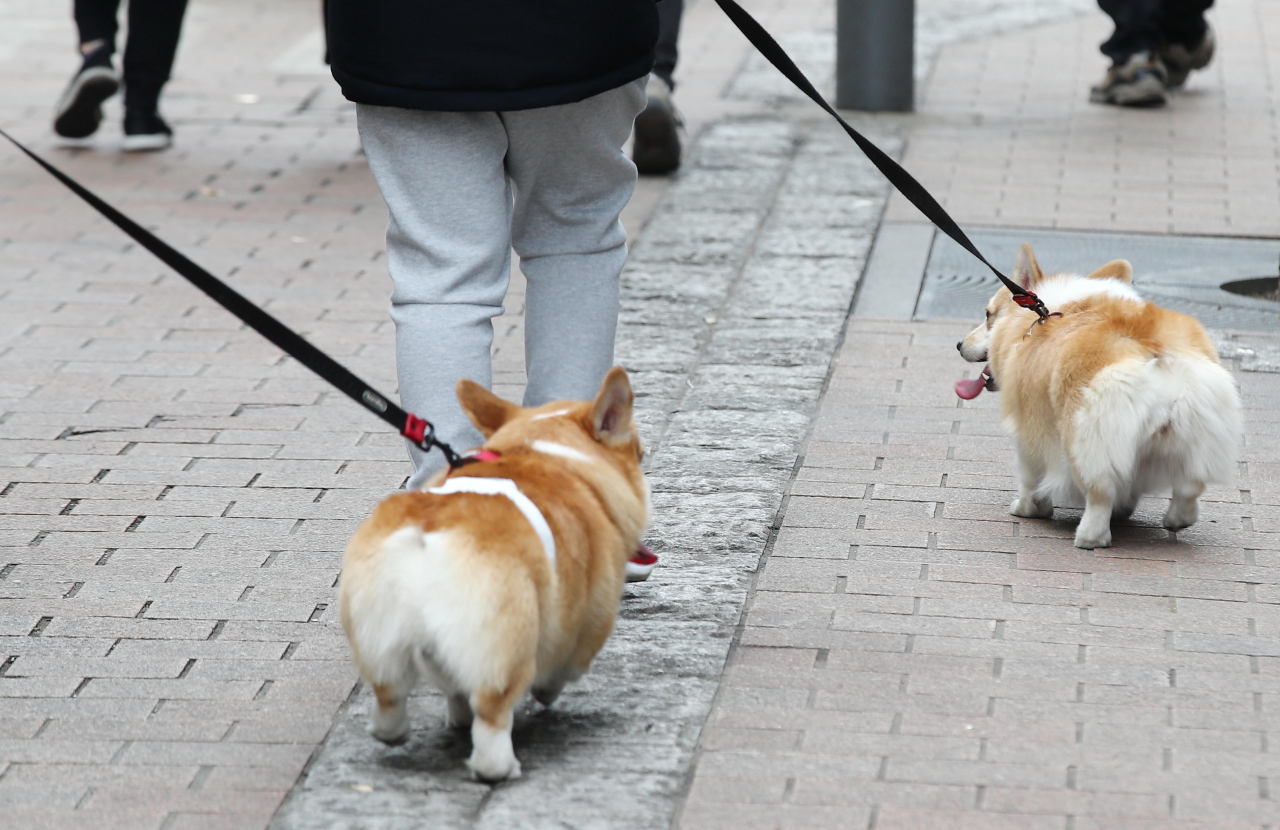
[
  {"xmin": 0, "ymin": 128, "xmax": 467, "ymax": 468},
  {"xmin": 712, "ymin": 0, "xmax": 1055, "ymax": 320}
]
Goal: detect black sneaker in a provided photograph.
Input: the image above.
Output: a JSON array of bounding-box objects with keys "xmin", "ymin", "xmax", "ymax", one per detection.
[
  {"xmin": 123, "ymin": 109, "xmax": 173, "ymax": 152},
  {"xmin": 1089, "ymin": 51, "xmax": 1168, "ymax": 107},
  {"xmin": 53, "ymin": 47, "xmax": 119, "ymax": 139},
  {"xmin": 632, "ymin": 75, "xmax": 683, "ymax": 176}
]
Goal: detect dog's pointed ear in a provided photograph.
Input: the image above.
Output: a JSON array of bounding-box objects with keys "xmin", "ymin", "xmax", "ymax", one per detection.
[
  {"xmin": 590, "ymin": 367, "xmax": 634, "ymax": 446},
  {"xmin": 456, "ymin": 379, "xmax": 518, "ymax": 438},
  {"xmin": 1013, "ymin": 243, "xmax": 1046, "ymax": 289},
  {"xmin": 1086, "ymin": 259, "xmax": 1133, "ymax": 283}
]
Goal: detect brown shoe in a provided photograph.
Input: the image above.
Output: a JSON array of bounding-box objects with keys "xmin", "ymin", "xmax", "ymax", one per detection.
[
  {"xmin": 1160, "ymin": 23, "xmax": 1214, "ymax": 88},
  {"xmin": 1090, "ymin": 51, "xmax": 1168, "ymax": 108}
]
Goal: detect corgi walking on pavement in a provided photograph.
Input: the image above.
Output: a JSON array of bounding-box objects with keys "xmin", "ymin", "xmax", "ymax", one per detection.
[
  {"xmin": 339, "ymin": 368, "xmax": 649, "ymax": 781},
  {"xmin": 957, "ymin": 244, "xmax": 1243, "ymax": 549}
]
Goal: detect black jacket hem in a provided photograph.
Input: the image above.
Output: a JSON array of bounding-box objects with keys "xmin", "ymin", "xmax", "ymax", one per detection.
[{"xmin": 332, "ymin": 54, "xmax": 654, "ymax": 113}]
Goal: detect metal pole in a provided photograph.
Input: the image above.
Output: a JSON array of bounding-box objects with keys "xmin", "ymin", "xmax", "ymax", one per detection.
[{"xmin": 835, "ymin": 0, "xmax": 915, "ymax": 112}]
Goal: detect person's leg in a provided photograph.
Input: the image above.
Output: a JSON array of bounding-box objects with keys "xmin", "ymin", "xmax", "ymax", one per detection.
[
  {"xmin": 1157, "ymin": 0, "xmax": 1215, "ymax": 87},
  {"xmin": 1092, "ymin": 0, "xmax": 1168, "ymax": 106},
  {"xmin": 73, "ymin": 0, "xmax": 122, "ymax": 54},
  {"xmin": 634, "ymin": 0, "xmax": 683, "ymax": 175},
  {"xmin": 121, "ymin": 0, "xmax": 190, "ymax": 114},
  {"xmin": 652, "ymin": 0, "xmax": 683, "ymax": 90},
  {"xmin": 1097, "ymin": 0, "xmax": 1162, "ymax": 63},
  {"xmin": 357, "ymin": 105, "xmax": 513, "ymax": 488},
  {"xmin": 54, "ymin": 0, "xmax": 123, "ymax": 139},
  {"xmin": 502, "ymin": 79, "xmax": 646, "ymax": 409},
  {"xmin": 1157, "ymin": 0, "xmax": 1213, "ymax": 47}
]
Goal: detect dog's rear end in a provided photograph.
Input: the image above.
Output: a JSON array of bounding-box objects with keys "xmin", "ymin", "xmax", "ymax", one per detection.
[
  {"xmin": 1064, "ymin": 344, "xmax": 1241, "ymax": 526},
  {"xmin": 959, "ymin": 245, "xmax": 1243, "ymax": 549},
  {"xmin": 339, "ymin": 368, "xmax": 648, "ymax": 780},
  {"xmin": 341, "ymin": 494, "xmax": 547, "ymax": 780}
]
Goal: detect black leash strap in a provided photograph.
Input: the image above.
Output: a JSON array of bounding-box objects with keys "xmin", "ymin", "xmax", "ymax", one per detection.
[
  {"xmin": 712, "ymin": 0, "xmax": 1053, "ymax": 319},
  {"xmin": 0, "ymin": 128, "xmax": 465, "ymax": 468}
]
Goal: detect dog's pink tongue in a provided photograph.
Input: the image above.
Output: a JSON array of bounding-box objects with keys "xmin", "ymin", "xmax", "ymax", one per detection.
[{"xmin": 955, "ymin": 367, "xmax": 988, "ymax": 400}]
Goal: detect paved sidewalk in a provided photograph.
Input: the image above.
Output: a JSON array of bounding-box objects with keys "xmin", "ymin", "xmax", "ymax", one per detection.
[
  {"xmin": 681, "ymin": 320, "xmax": 1280, "ymax": 829},
  {"xmin": 2, "ymin": 0, "xmax": 1279, "ymax": 828},
  {"xmin": 680, "ymin": 1, "xmax": 1280, "ymax": 827}
]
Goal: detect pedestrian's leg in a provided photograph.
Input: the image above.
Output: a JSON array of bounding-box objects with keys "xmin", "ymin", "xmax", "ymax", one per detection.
[
  {"xmin": 1157, "ymin": 0, "xmax": 1213, "ymax": 47},
  {"xmin": 634, "ymin": 0, "xmax": 684, "ymax": 175},
  {"xmin": 121, "ymin": 0, "xmax": 190, "ymax": 114},
  {"xmin": 73, "ymin": 0, "xmax": 123, "ymax": 55},
  {"xmin": 357, "ymin": 104, "xmax": 513, "ymax": 488},
  {"xmin": 55, "ymin": 0, "xmax": 123, "ymax": 139},
  {"xmin": 503, "ymin": 79, "xmax": 646, "ymax": 408},
  {"xmin": 1097, "ymin": 0, "xmax": 1162, "ymax": 62},
  {"xmin": 1092, "ymin": 0, "xmax": 1168, "ymax": 106},
  {"xmin": 652, "ymin": 0, "xmax": 684, "ymax": 90},
  {"xmin": 1156, "ymin": 0, "xmax": 1215, "ymax": 87}
]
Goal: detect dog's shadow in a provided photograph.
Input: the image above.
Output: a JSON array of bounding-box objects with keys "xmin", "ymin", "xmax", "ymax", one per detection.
[
  {"xmin": 1032, "ymin": 496, "xmax": 1235, "ymax": 559},
  {"xmin": 374, "ymin": 690, "xmax": 629, "ymax": 781}
]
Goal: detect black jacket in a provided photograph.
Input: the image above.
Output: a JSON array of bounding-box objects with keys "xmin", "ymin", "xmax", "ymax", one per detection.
[{"xmin": 325, "ymin": 1, "xmax": 660, "ymax": 112}]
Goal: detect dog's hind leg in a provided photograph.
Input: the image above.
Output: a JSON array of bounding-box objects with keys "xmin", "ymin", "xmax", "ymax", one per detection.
[
  {"xmin": 1010, "ymin": 444, "xmax": 1054, "ymax": 519},
  {"xmin": 468, "ymin": 661, "xmax": 534, "ymax": 782},
  {"xmin": 1163, "ymin": 479, "xmax": 1204, "ymax": 532},
  {"xmin": 1075, "ymin": 485, "xmax": 1114, "ymax": 549},
  {"xmin": 371, "ymin": 677, "xmax": 414, "ymax": 745}
]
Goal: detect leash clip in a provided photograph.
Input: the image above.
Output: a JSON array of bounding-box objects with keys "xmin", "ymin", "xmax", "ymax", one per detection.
[
  {"xmin": 402, "ymin": 413, "xmax": 466, "ymax": 469},
  {"xmin": 1025, "ymin": 310, "xmax": 1064, "ymax": 337},
  {"xmin": 1012, "ymin": 290, "xmax": 1062, "ymax": 337}
]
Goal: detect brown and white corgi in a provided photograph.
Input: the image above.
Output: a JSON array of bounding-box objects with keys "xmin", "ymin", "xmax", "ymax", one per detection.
[
  {"xmin": 957, "ymin": 244, "xmax": 1243, "ymax": 549},
  {"xmin": 339, "ymin": 368, "xmax": 649, "ymax": 780}
]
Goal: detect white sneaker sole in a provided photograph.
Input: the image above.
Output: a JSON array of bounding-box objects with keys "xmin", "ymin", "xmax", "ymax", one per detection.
[{"xmin": 123, "ymin": 133, "xmax": 172, "ymax": 152}]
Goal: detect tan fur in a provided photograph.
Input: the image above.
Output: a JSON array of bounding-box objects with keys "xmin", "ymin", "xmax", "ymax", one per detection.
[{"xmin": 339, "ymin": 368, "xmax": 648, "ymax": 779}]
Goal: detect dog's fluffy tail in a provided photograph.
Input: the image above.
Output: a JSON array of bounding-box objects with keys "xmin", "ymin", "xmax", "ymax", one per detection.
[
  {"xmin": 1054, "ymin": 352, "xmax": 1242, "ymax": 502},
  {"xmin": 343, "ymin": 527, "xmax": 538, "ymax": 695}
]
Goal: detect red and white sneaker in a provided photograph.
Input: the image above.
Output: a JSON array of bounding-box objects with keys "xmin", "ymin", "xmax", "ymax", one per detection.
[{"xmin": 625, "ymin": 545, "xmax": 659, "ymax": 583}]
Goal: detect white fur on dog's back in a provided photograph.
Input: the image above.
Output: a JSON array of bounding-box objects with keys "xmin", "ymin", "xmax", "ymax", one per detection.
[
  {"xmin": 1037, "ymin": 351, "xmax": 1242, "ymax": 503},
  {"xmin": 343, "ymin": 527, "xmax": 532, "ymax": 693},
  {"xmin": 1033, "ymin": 273, "xmax": 1142, "ymax": 308}
]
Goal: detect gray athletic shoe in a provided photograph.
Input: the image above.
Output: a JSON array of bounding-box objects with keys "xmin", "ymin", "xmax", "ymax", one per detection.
[
  {"xmin": 1160, "ymin": 23, "xmax": 1215, "ymax": 89},
  {"xmin": 1090, "ymin": 51, "xmax": 1168, "ymax": 108}
]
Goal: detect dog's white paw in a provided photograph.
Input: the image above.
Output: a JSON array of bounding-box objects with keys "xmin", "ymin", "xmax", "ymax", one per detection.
[
  {"xmin": 1074, "ymin": 527, "xmax": 1112, "ymax": 549},
  {"xmin": 469, "ymin": 754, "xmax": 521, "ymax": 783},
  {"xmin": 370, "ymin": 708, "xmax": 410, "ymax": 745},
  {"xmin": 468, "ymin": 743, "xmax": 521, "ymax": 782},
  {"xmin": 468, "ymin": 718, "xmax": 520, "ymax": 782},
  {"xmin": 1010, "ymin": 495, "xmax": 1053, "ymax": 519},
  {"xmin": 1163, "ymin": 500, "xmax": 1198, "ymax": 532}
]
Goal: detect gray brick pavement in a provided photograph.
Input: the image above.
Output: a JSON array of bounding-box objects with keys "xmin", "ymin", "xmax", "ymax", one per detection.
[{"xmin": 5, "ymin": 0, "xmax": 1280, "ymax": 828}]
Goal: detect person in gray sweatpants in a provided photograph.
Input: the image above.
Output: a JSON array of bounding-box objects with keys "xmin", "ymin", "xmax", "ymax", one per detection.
[
  {"xmin": 325, "ymin": 0, "xmax": 662, "ymax": 581},
  {"xmin": 356, "ymin": 83, "xmax": 646, "ymax": 488}
]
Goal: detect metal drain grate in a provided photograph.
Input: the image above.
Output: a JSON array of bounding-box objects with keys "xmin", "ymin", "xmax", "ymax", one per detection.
[{"xmin": 915, "ymin": 228, "xmax": 1280, "ymax": 332}]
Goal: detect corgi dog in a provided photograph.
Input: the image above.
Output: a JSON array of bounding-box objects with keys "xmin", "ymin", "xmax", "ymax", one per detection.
[
  {"xmin": 338, "ymin": 368, "xmax": 649, "ymax": 781},
  {"xmin": 956, "ymin": 244, "xmax": 1243, "ymax": 549}
]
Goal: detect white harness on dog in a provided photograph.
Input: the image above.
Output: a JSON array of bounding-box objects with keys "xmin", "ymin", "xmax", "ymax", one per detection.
[{"xmin": 426, "ymin": 477, "xmax": 556, "ymax": 567}]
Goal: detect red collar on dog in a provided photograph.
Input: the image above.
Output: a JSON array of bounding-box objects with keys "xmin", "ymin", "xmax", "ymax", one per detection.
[{"xmin": 464, "ymin": 449, "xmax": 502, "ymax": 463}]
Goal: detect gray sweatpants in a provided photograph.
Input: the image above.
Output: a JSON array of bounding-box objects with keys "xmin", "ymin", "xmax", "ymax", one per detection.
[{"xmin": 357, "ymin": 79, "xmax": 646, "ymax": 488}]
